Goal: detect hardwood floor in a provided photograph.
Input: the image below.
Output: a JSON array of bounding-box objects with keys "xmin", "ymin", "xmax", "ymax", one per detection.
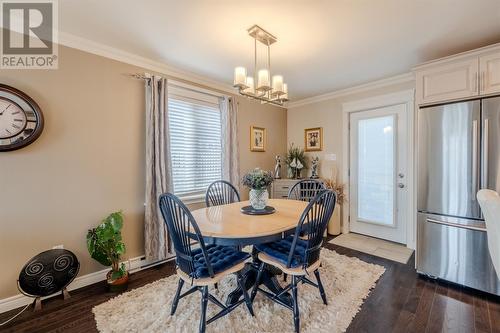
[{"xmin": 1, "ymin": 240, "xmax": 499, "ymax": 333}]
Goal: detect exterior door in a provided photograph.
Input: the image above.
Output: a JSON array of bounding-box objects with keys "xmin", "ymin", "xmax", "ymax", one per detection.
[{"xmin": 349, "ymin": 104, "xmax": 408, "ymax": 243}]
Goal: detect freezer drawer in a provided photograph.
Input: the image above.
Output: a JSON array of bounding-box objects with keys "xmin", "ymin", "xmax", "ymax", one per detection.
[{"xmin": 417, "ymin": 213, "xmax": 500, "ymax": 295}]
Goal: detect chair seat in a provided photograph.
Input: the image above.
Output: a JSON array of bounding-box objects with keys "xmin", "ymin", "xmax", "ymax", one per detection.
[
  {"xmin": 191, "ymin": 244, "xmax": 250, "ymax": 278},
  {"xmin": 255, "ymin": 235, "xmax": 308, "ymax": 268},
  {"xmin": 258, "ymin": 252, "xmax": 321, "ymax": 276},
  {"xmin": 178, "ymin": 261, "xmax": 247, "ymax": 286}
]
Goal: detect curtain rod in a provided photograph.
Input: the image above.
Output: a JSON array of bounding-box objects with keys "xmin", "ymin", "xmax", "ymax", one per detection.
[{"xmin": 127, "ymin": 73, "xmax": 227, "ymax": 99}]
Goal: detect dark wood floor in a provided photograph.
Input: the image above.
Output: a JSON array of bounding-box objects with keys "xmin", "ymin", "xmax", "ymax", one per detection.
[{"xmin": 1, "ymin": 241, "xmax": 499, "ymax": 333}]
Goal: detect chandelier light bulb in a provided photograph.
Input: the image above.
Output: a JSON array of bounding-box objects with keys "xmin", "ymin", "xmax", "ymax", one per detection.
[
  {"xmin": 234, "ymin": 67, "xmax": 247, "ymax": 88},
  {"xmin": 282, "ymin": 83, "xmax": 289, "ymax": 101},
  {"xmin": 272, "ymin": 75, "xmax": 284, "ymax": 94},
  {"xmin": 243, "ymin": 76, "xmax": 255, "ymax": 95},
  {"xmin": 257, "ymin": 69, "xmax": 271, "ymax": 91}
]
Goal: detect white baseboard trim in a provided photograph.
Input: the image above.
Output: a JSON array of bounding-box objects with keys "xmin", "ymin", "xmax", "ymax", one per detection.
[{"xmin": 0, "ymin": 254, "xmax": 175, "ymax": 314}]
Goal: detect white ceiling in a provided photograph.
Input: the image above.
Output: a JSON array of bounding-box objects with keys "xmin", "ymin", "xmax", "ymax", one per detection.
[{"xmin": 59, "ymin": 0, "xmax": 500, "ymax": 100}]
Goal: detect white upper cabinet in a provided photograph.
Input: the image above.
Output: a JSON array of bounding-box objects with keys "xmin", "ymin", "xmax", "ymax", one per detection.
[
  {"xmin": 416, "ymin": 59, "xmax": 478, "ymax": 105},
  {"xmin": 414, "ymin": 43, "xmax": 500, "ymax": 106},
  {"xmin": 480, "ymin": 51, "xmax": 500, "ymax": 95}
]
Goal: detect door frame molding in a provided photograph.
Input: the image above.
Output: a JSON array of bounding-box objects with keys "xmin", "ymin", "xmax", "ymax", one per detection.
[{"xmin": 341, "ymin": 89, "xmax": 416, "ymax": 249}]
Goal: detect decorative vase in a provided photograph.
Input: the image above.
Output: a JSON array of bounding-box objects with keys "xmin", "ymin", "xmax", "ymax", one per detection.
[{"xmin": 249, "ymin": 188, "xmax": 269, "ymax": 210}]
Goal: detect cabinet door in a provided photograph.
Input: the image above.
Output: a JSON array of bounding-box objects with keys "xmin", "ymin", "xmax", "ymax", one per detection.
[
  {"xmin": 416, "ymin": 58, "xmax": 479, "ymax": 105},
  {"xmin": 480, "ymin": 51, "xmax": 500, "ymax": 95}
]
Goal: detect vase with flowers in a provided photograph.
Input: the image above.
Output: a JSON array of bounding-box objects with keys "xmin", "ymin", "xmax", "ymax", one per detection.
[
  {"xmin": 242, "ymin": 168, "xmax": 274, "ymax": 209},
  {"xmin": 286, "ymin": 143, "xmax": 307, "ymax": 179}
]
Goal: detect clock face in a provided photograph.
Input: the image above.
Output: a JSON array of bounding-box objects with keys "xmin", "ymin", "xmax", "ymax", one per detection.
[
  {"xmin": 0, "ymin": 98, "xmax": 28, "ymax": 139},
  {"xmin": 0, "ymin": 84, "xmax": 44, "ymax": 152}
]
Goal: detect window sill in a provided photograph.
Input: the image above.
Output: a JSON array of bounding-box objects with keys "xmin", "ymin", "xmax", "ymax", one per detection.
[{"xmin": 178, "ymin": 194, "xmax": 205, "ymax": 205}]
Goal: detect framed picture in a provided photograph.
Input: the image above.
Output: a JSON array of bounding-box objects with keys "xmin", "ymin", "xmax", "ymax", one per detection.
[
  {"xmin": 250, "ymin": 126, "xmax": 266, "ymax": 152},
  {"xmin": 304, "ymin": 127, "xmax": 323, "ymax": 152}
]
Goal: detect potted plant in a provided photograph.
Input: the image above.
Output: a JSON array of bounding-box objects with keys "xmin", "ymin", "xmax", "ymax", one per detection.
[
  {"xmin": 242, "ymin": 168, "xmax": 274, "ymax": 210},
  {"xmin": 286, "ymin": 143, "xmax": 307, "ymax": 179},
  {"xmin": 86, "ymin": 211, "xmax": 129, "ymax": 292},
  {"xmin": 324, "ymin": 180, "xmax": 347, "ymax": 235}
]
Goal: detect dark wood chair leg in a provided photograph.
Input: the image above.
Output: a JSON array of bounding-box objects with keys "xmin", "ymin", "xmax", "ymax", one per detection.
[
  {"xmin": 314, "ymin": 269, "xmax": 327, "ymax": 305},
  {"xmin": 199, "ymin": 286, "xmax": 209, "ymax": 333},
  {"xmin": 171, "ymin": 278, "xmax": 184, "ymax": 315},
  {"xmin": 250, "ymin": 262, "xmax": 265, "ymax": 302},
  {"xmin": 237, "ymin": 272, "xmax": 254, "ymax": 316},
  {"xmin": 291, "ymin": 276, "xmax": 300, "ymax": 333}
]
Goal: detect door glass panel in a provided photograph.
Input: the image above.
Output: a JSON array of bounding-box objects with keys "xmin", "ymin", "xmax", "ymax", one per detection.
[{"xmin": 357, "ymin": 115, "xmax": 395, "ymax": 225}]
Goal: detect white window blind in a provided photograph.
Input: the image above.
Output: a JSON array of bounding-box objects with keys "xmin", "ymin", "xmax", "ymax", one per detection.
[{"xmin": 168, "ymin": 85, "xmax": 222, "ymax": 198}]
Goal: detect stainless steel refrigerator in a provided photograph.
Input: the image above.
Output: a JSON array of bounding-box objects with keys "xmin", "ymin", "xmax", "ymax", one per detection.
[{"xmin": 417, "ymin": 96, "xmax": 500, "ymax": 295}]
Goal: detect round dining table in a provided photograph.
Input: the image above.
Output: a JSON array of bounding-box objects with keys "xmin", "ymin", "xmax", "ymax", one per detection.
[{"xmin": 191, "ymin": 198, "xmax": 309, "ymax": 306}]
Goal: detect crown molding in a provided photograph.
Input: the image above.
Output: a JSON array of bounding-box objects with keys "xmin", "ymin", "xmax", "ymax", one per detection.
[
  {"xmin": 58, "ymin": 31, "xmax": 236, "ymax": 95},
  {"xmin": 412, "ymin": 42, "xmax": 500, "ymax": 71},
  {"xmin": 287, "ymin": 72, "xmax": 415, "ymax": 109}
]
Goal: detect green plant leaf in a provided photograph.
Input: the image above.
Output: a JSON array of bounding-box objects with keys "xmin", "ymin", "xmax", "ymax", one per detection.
[
  {"xmin": 86, "ymin": 211, "xmax": 125, "ymax": 269},
  {"xmin": 116, "ymin": 242, "xmax": 126, "ymax": 255}
]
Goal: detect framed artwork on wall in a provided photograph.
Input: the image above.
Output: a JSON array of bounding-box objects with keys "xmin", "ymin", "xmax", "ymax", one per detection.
[
  {"xmin": 304, "ymin": 127, "xmax": 323, "ymax": 152},
  {"xmin": 250, "ymin": 126, "xmax": 266, "ymax": 152}
]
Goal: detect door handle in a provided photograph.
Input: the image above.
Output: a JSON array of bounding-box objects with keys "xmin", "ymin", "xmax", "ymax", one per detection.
[
  {"xmin": 472, "ymin": 120, "xmax": 478, "ymax": 199},
  {"xmin": 482, "ymin": 118, "xmax": 489, "ymax": 189}
]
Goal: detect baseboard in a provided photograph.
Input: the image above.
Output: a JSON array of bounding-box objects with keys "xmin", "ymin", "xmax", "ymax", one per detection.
[{"xmin": 0, "ymin": 254, "xmax": 175, "ymax": 314}]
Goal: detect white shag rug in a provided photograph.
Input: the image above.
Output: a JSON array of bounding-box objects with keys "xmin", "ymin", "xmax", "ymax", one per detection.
[{"xmin": 93, "ymin": 249, "xmax": 385, "ymax": 333}]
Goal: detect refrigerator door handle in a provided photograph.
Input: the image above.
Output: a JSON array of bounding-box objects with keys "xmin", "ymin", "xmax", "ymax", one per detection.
[
  {"xmin": 472, "ymin": 120, "xmax": 478, "ymax": 199},
  {"xmin": 482, "ymin": 118, "xmax": 489, "ymax": 189},
  {"xmin": 426, "ymin": 218, "xmax": 486, "ymax": 232}
]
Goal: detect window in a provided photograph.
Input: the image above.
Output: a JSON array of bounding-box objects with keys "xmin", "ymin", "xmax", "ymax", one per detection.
[{"xmin": 168, "ymin": 83, "xmax": 222, "ymax": 199}]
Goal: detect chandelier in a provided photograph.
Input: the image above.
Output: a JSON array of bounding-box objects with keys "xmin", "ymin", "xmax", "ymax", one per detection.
[{"xmin": 233, "ymin": 25, "xmax": 288, "ymax": 106}]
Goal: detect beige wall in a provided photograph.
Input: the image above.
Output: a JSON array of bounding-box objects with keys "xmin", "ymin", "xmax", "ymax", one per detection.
[
  {"xmin": 0, "ymin": 45, "xmax": 286, "ymax": 299},
  {"xmin": 287, "ymin": 81, "xmax": 415, "ymax": 222},
  {"xmin": 287, "ymin": 81, "xmax": 415, "ymax": 179}
]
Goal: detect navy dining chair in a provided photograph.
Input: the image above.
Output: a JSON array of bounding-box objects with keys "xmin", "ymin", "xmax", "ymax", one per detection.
[
  {"xmin": 284, "ymin": 179, "xmax": 326, "ymax": 282},
  {"xmin": 250, "ymin": 190, "xmax": 336, "ymax": 333},
  {"xmin": 159, "ymin": 193, "xmax": 254, "ymax": 333},
  {"xmin": 205, "ymin": 180, "xmax": 240, "ymax": 207},
  {"xmin": 287, "ymin": 179, "xmax": 325, "ymax": 202}
]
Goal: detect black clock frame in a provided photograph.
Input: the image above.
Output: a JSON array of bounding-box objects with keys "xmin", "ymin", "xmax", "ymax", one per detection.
[{"xmin": 0, "ymin": 84, "xmax": 44, "ymax": 152}]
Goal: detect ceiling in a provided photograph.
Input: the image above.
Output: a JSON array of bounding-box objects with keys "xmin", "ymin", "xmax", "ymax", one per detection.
[{"xmin": 59, "ymin": 0, "xmax": 500, "ymax": 100}]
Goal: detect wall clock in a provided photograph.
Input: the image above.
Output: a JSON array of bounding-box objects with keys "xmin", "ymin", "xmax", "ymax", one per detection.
[{"xmin": 0, "ymin": 84, "xmax": 44, "ymax": 151}]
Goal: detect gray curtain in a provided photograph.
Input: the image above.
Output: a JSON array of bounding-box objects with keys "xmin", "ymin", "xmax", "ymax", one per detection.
[
  {"xmin": 144, "ymin": 74, "xmax": 172, "ymax": 260},
  {"xmin": 220, "ymin": 96, "xmax": 240, "ymax": 190}
]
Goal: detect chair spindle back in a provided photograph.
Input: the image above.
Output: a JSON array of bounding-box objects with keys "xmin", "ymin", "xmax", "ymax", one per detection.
[
  {"xmin": 159, "ymin": 193, "xmax": 215, "ymax": 278},
  {"xmin": 287, "ymin": 190, "xmax": 336, "ymax": 268},
  {"xmin": 205, "ymin": 180, "xmax": 241, "ymax": 207},
  {"xmin": 288, "ymin": 179, "xmax": 326, "ymax": 202}
]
